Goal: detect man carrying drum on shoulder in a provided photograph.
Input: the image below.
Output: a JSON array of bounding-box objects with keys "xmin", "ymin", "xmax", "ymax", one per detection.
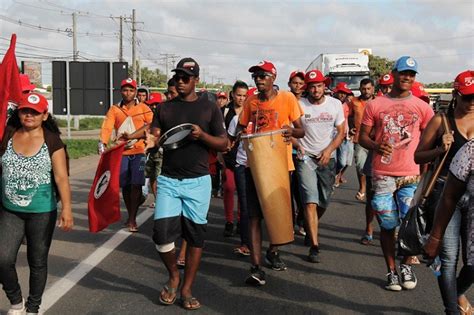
[{"xmin": 238, "ymin": 60, "xmax": 305, "ymax": 286}]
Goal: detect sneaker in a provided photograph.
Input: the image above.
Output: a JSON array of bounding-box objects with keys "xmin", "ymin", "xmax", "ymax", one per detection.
[
  {"xmin": 385, "ymin": 271, "xmax": 402, "ymax": 291},
  {"xmin": 223, "ymin": 222, "xmax": 234, "ymax": 237},
  {"xmin": 245, "ymin": 265, "xmax": 266, "ymax": 286},
  {"xmin": 308, "ymin": 246, "xmax": 320, "ymax": 263},
  {"xmin": 7, "ymin": 299, "xmax": 26, "ymax": 315},
  {"xmin": 265, "ymin": 250, "xmax": 287, "ymax": 271},
  {"xmin": 400, "ymin": 264, "xmax": 417, "ymax": 290}
]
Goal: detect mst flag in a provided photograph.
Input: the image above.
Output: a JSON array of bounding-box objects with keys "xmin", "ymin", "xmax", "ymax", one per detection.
[
  {"xmin": 88, "ymin": 143, "xmax": 125, "ymax": 232},
  {"xmin": 0, "ymin": 34, "xmax": 22, "ymax": 140}
]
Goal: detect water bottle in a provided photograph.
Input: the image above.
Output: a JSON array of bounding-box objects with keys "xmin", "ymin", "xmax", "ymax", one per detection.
[
  {"xmin": 98, "ymin": 141, "xmax": 105, "ymax": 155},
  {"xmin": 428, "ymin": 256, "xmax": 442, "ymax": 277},
  {"xmin": 380, "ymin": 137, "xmax": 395, "ymax": 164}
]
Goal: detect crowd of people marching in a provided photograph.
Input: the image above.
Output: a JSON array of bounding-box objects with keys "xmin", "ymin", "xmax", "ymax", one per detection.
[{"xmin": 0, "ymin": 56, "xmax": 472, "ymax": 314}]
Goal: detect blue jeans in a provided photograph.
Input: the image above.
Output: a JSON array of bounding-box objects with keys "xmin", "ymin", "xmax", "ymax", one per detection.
[
  {"xmin": 432, "ymin": 179, "xmax": 470, "ymax": 315},
  {"xmin": 234, "ymin": 165, "xmax": 249, "ymax": 246},
  {"xmin": 0, "ymin": 208, "xmax": 57, "ymax": 313}
]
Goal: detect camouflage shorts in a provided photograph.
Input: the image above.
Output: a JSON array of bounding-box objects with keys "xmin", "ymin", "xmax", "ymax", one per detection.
[{"xmin": 145, "ymin": 151, "xmax": 163, "ymax": 179}]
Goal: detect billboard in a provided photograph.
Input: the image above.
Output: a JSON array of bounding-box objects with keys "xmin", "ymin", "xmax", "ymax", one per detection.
[{"xmin": 21, "ymin": 61, "xmax": 42, "ymax": 86}]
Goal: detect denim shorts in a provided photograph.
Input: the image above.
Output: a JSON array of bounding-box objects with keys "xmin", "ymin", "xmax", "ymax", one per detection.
[
  {"xmin": 152, "ymin": 175, "xmax": 211, "ymax": 248},
  {"xmin": 371, "ymin": 175, "xmax": 419, "ymax": 230},
  {"xmin": 354, "ymin": 144, "xmax": 368, "ymax": 175},
  {"xmin": 336, "ymin": 139, "xmax": 354, "ymax": 171},
  {"xmin": 296, "ymin": 158, "xmax": 336, "ymax": 209},
  {"xmin": 120, "ymin": 154, "xmax": 146, "ymax": 187}
]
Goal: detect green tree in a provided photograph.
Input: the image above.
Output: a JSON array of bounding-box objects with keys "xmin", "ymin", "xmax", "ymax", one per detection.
[
  {"xmin": 127, "ymin": 67, "xmax": 167, "ymax": 88},
  {"xmin": 425, "ymin": 82, "xmax": 452, "ymax": 88},
  {"xmin": 368, "ymin": 55, "xmax": 394, "ymax": 82}
]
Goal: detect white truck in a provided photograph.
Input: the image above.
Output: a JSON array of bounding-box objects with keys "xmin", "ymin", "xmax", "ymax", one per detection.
[{"xmin": 306, "ymin": 53, "xmax": 370, "ymax": 96}]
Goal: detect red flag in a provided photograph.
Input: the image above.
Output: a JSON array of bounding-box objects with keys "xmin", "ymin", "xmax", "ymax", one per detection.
[
  {"xmin": 0, "ymin": 34, "xmax": 22, "ymax": 140},
  {"xmin": 88, "ymin": 143, "xmax": 125, "ymax": 232}
]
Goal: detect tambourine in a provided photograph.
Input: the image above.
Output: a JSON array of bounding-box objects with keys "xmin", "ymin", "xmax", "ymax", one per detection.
[{"xmin": 158, "ymin": 123, "xmax": 194, "ymax": 151}]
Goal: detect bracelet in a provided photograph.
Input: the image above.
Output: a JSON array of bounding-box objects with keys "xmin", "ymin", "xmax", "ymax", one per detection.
[{"xmin": 430, "ymin": 236, "xmax": 441, "ymax": 242}]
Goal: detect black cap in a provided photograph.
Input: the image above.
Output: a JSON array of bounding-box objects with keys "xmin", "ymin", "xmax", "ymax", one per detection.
[{"xmin": 172, "ymin": 57, "xmax": 200, "ymax": 76}]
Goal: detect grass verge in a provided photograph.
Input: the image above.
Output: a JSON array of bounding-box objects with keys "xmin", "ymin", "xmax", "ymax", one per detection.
[
  {"xmin": 56, "ymin": 117, "xmax": 103, "ymax": 130},
  {"xmin": 64, "ymin": 139, "xmax": 98, "ymax": 159}
]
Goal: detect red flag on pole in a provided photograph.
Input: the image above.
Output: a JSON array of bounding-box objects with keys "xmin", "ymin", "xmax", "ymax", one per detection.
[
  {"xmin": 0, "ymin": 34, "xmax": 22, "ymax": 140},
  {"xmin": 88, "ymin": 143, "xmax": 125, "ymax": 232}
]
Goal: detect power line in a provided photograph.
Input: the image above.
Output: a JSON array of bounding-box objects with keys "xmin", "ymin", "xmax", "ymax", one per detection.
[{"xmin": 137, "ymin": 29, "xmax": 474, "ymax": 49}]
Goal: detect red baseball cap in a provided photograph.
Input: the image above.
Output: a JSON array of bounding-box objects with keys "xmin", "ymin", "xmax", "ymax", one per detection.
[
  {"xmin": 379, "ymin": 73, "xmax": 394, "ymax": 85},
  {"xmin": 305, "ymin": 69, "xmax": 331, "ymax": 86},
  {"xmin": 454, "ymin": 70, "xmax": 474, "ymax": 95},
  {"xmin": 289, "ymin": 70, "xmax": 305, "ymax": 81},
  {"xmin": 248, "ymin": 60, "xmax": 277, "ymax": 77},
  {"xmin": 145, "ymin": 92, "xmax": 162, "ymax": 105},
  {"xmin": 18, "ymin": 92, "xmax": 49, "ymax": 113},
  {"xmin": 217, "ymin": 91, "xmax": 227, "ymax": 98},
  {"xmin": 411, "ymin": 81, "xmax": 430, "ymax": 103},
  {"xmin": 247, "ymin": 87, "xmax": 258, "ymax": 96},
  {"xmin": 20, "ymin": 74, "xmax": 36, "ymax": 92},
  {"xmin": 121, "ymin": 78, "xmax": 137, "ymax": 89},
  {"xmin": 333, "ymin": 82, "xmax": 353, "ymax": 95}
]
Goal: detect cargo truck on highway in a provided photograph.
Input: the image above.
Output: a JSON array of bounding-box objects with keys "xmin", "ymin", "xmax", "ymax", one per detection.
[{"xmin": 306, "ymin": 53, "xmax": 370, "ymax": 96}]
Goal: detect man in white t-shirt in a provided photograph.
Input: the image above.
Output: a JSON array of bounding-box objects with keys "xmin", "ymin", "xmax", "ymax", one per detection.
[{"xmin": 294, "ymin": 69, "xmax": 345, "ymax": 263}]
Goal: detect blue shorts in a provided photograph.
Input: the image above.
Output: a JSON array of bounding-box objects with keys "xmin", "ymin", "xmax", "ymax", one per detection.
[
  {"xmin": 336, "ymin": 138, "xmax": 354, "ymax": 171},
  {"xmin": 296, "ymin": 158, "xmax": 336, "ymax": 209},
  {"xmin": 152, "ymin": 175, "xmax": 211, "ymax": 248},
  {"xmin": 371, "ymin": 175, "xmax": 419, "ymax": 230},
  {"xmin": 354, "ymin": 144, "xmax": 368, "ymax": 175},
  {"xmin": 120, "ymin": 154, "xmax": 146, "ymax": 187}
]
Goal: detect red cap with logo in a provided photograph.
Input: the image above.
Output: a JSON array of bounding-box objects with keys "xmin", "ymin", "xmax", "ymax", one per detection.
[
  {"xmin": 379, "ymin": 73, "xmax": 394, "ymax": 85},
  {"xmin": 247, "ymin": 87, "xmax": 258, "ymax": 96},
  {"xmin": 18, "ymin": 92, "xmax": 49, "ymax": 113},
  {"xmin": 145, "ymin": 92, "xmax": 162, "ymax": 105},
  {"xmin": 333, "ymin": 82, "xmax": 353, "ymax": 95},
  {"xmin": 248, "ymin": 60, "xmax": 277, "ymax": 78},
  {"xmin": 289, "ymin": 70, "xmax": 305, "ymax": 81},
  {"xmin": 305, "ymin": 69, "xmax": 331, "ymax": 86},
  {"xmin": 411, "ymin": 81, "xmax": 430, "ymax": 104},
  {"xmin": 454, "ymin": 70, "xmax": 474, "ymax": 95},
  {"xmin": 121, "ymin": 78, "xmax": 137, "ymax": 89},
  {"xmin": 20, "ymin": 74, "xmax": 36, "ymax": 92},
  {"xmin": 216, "ymin": 91, "xmax": 227, "ymax": 98}
]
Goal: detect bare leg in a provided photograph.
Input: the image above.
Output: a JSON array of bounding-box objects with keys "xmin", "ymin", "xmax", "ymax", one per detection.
[
  {"xmin": 180, "ymin": 246, "xmax": 203, "ymax": 298},
  {"xmin": 249, "ymin": 217, "xmax": 262, "ymax": 266},
  {"xmin": 158, "ymin": 249, "xmax": 180, "ymax": 302},
  {"xmin": 380, "ymin": 228, "xmax": 397, "ymax": 272},
  {"xmin": 177, "ymin": 240, "xmax": 187, "ymax": 262},
  {"xmin": 305, "ymin": 203, "xmax": 326, "ymax": 247}
]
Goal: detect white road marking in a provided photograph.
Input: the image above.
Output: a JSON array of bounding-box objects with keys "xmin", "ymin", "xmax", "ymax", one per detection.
[{"xmin": 41, "ymin": 207, "xmax": 155, "ymax": 313}]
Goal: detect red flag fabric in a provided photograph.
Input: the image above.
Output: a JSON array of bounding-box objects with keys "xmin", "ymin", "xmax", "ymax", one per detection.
[
  {"xmin": 88, "ymin": 143, "xmax": 125, "ymax": 232},
  {"xmin": 0, "ymin": 34, "xmax": 22, "ymax": 140}
]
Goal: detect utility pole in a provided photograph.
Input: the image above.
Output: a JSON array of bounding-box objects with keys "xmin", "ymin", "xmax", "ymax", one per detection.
[
  {"xmin": 159, "ymin": 53, "xmax": 180, "ymax": 79},
  {"xmin": 72, "ymin": 12, "xmax": 78, "ymax": 61},
  {"xmin": 131, "ymin": 9, "xmax": 136, "ymax": 80},
  {"xmin": 119, "ymin": 16, "xmax": 124, "ymax": 62},
  {"xmin": 137, "ymin": 59, "xmax": 141, "ymax": 86}
]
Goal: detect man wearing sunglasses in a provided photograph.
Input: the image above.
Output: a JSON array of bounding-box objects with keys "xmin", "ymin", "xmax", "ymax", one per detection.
[
  {"xmin": 239, "ymin": 60, "xmax": 305, "ymax": 286},
  {"xmin": 149, "ymin": 58, "xmax": 228, "ymax": 310}
]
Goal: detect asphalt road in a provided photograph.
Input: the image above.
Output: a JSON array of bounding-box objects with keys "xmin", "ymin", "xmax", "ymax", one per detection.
[{"xmin": 0, "ymin": 154, "xmax": 468, "ymax": 314}]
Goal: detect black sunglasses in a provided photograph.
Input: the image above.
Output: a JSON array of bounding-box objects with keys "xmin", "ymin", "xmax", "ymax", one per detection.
[
  {"xmin": 173, "ymin": 74, "xmax": 192, "ymax": 84},
  {"xmin": 252, "ymin": 72, "xmax": 273, "ymax": 80},
  {"xmin": 458, "ymin": 92, "xmax": 474, "ymax": 103}
]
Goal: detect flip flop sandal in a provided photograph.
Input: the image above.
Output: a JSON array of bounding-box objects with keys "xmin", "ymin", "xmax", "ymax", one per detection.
[
  {"xmin": 181, "ymin": 296, "xmax": 201, "ymax": 310},
  {"xmin": 128, "ymin": 224, "xmax": 138, "ymax": 233},
  {"xmin": 176, "ymin": 259, "xmax": 186, "ymax": 269},
  {"xmin": 360, "ymin": 234, "xmax": 373, "ymax": 245},
  {"xmin": 159, "ymin": 284, "xmax": 179, "ymax": 305},
  {"xmin": 355, "ymin": 192, "xmax": 366, "ymax": 201}
]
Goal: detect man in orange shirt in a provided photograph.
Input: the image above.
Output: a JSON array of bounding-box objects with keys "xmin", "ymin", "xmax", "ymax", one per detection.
[
  {"xmin": 239, "ymin": 61, "xmax": 305, "ymax": 286},
  {"xmin": 348, "ymin": 78, "xmax": 375, "ymax": 201},
  {"xmin": 99, "ymin": 78, "xmax": 153, "ymax": 232}
]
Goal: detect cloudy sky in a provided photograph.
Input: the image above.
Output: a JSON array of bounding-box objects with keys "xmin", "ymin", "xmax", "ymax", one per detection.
[{"xmin": 1, "ymin": 0, "xmax": 473, "ymax": 88}]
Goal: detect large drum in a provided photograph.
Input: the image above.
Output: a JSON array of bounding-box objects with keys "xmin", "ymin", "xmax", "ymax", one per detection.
[{"xmin": 242, "ymin": 129, "xmax": 294, "ymax": 245}]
